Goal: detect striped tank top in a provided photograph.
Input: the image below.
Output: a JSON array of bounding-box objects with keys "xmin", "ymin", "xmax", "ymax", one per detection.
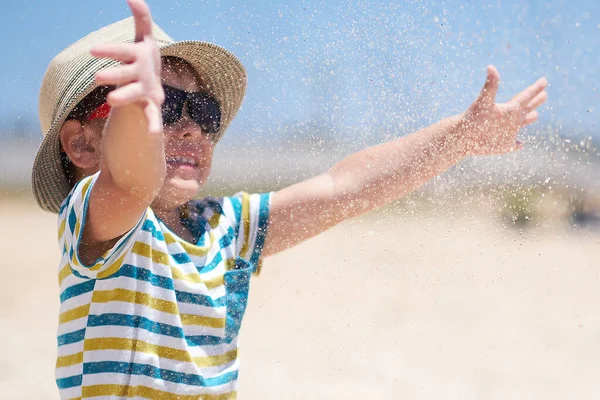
[{"xmin": 55, "ymin": 172, "xmax": 270, "ymax": 399}]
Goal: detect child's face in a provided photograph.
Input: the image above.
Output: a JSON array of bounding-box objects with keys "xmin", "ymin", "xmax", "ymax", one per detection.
[
  {"xmin": 152, "ymin": 61, "xmax": 216, "ymax": 211},
  {"xmin": 60, "ymin": 59, "xmax": 216, "ymax": 211}
]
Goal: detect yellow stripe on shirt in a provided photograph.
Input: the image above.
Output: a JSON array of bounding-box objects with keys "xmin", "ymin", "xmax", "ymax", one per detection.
[
  {"xmin": 209, "ymin": 212, "xmax": 221, "ymax": 229},
  {"xmin": 170, "ymin": 267, "xmax": 224, "ymax": 290},
  {"xmin": 132, "ymin": 242, "xmax": 170, "ymax": 265},
  {"xmin": 80, "ymin": 178, "xmax": 93, "ymax": 197},
  {"xmin": 193, "ymin": 349, "xmax": 238, "ymax": 368},
  {"xmin": 240, "ymin": 193, "xmax": 251, "ymax": 259},
  {"xmin": 170, "ymin": 266, "xmax": 203, "ymax": 284},
  {"xmin": 179, "ymin": 234, "xmax": 214, "ymax": 257},
  {"xmin": 58, "ymin": 219, "xmax": 66, "ymax": 241},
  {"xmin": 96, "ymin": 252, "xmax": 127, "ymax": 279},
  {"xmin": 84, "ymin": 337, "xmax": 191, "ymax": 362},
  {"xmin": 83, "ymin": 337, "xmax": 236, "ymax": 368},
  {"xmin": 74, "ymin": 220, "xmax": 81, "ymax": 243},
  {"xmin": 56, "ymin": 351, "xmax": 83, "ymax": 368},
  {"xmin": 58, "ymin": 263, "xmax": 71, "ymax": 285},
  {"xmin": 162, "ymin": 231, "xmax": 215, "ymax": 258},
  {"xmin": 225, "ymin": 258, "xmax": 236, "ymax": 271},
  {"xmin": 204, "ymin": 274, "xmax": 224, "ymax": 290},
  {"xmin": 59, "ymin": 304, "xmax": 91, "ymax": 324},
  {"xmin": 91, "ymin": 289, "xmax": 179, "ymax": 315},
  {"xmin": 82, "ymin": 384, "xmax": 236, "ymax": 400},
  {"xmin": 180, "ymin": 313, "xmax": 226, "ymax": 328}
]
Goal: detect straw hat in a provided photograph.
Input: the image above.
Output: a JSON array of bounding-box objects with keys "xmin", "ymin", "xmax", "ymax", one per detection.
[{"xmin": 32, "ymin": 17, "xmax": 247, "ymax": 213}]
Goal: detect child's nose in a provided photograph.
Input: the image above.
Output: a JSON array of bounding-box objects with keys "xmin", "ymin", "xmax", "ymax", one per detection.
[
  {"xmin": 167, "ymin": 116, "xmax": 212, "ymax": 144},
  {"xmin": 175, "ymin": 125, "xmax": 200, "ymax": 140},
  {"xmin": 172, "ymin": 109, "xmax": 203, "ymax": 139}
]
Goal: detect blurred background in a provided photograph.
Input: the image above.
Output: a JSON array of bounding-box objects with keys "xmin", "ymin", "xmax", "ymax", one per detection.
[{"xmin": 1, "ymin": 0, "xmax": 599, "ymax": 399}]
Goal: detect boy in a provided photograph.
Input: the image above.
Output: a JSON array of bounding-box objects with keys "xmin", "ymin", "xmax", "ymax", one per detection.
[{"xmin": 32, "ymin": 0, "xmax": 548, "ymax": 398}]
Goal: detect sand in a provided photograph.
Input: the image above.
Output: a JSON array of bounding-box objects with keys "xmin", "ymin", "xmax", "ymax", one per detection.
[{"xmin": 1, "ymin": 198, "xmax": 599, "ymax": 399}]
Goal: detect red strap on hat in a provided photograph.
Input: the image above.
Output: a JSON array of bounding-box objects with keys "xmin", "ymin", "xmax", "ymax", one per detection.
[{"xmin": 88, "ymin": 102, "xmax": 111, "ymax": 120}]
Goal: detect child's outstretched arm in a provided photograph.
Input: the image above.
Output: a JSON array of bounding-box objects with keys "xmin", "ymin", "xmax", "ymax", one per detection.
[
  {"xmin": 84, "ymin": 0, "xmax": 164, "ymax": 246},
  {"xmin": 263, "ymin": 66, "xmax": 548, "ymax": 256}
]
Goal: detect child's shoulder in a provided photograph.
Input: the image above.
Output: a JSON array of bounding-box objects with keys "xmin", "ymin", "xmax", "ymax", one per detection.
[{"xmin": 57, "ymin": 172, "xmax": 98, "ymax": 217}]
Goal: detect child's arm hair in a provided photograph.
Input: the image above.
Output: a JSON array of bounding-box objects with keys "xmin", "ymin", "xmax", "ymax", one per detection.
[
  {"xmin": 84, "ymin": 0, "xmax": 165, "ymax": 245},
  {"xmin": 262, "ymin": 66, "xmax": 548, "ymax": 256}
]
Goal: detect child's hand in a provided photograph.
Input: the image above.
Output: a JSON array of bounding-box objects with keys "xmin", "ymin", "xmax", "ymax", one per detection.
[
  {"xmin": 91, "ymin": 0, "xmax": 164, "ymax": 134},
  {"xmin": 460, "ymin": 65, "xmax": 548, "ymax": 156}
]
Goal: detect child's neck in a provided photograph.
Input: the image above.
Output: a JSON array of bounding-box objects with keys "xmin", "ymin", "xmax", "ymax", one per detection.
[{"xmin": 154, "ymin": 207, "xmax": 196, "ymax": 244}]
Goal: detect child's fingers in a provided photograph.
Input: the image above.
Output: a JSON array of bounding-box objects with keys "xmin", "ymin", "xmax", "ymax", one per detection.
[
  {"xmin": 107, "ymin": 82, "xmax": 145, "ymax": 107},
  {"xmin": 144, "ymin": 102, "xmax": 162, "ymax": 135},
  {"xmin": 95, "ymin": 64, "xmax": 138, "ymax": 86},
  {"xmin": 91, "ymin": 43, "xmax": 138, "ymax": 63},
  {"xmin": 511, "ymin": 77, "xmax": 548, "ymax": 109},
  {"xmin": 525, "ymin": 90, "xmax": 548, "ymax": 113},
  {"xmin": 522, "ymin": 110, "xmax": 539, "ymax": 126},
  {"xmin": 127, "ymin": 0, "xmax": 154, "ymax": 42}
]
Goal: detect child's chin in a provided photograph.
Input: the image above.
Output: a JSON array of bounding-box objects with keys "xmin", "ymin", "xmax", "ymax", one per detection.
[{"xmin": 159, "ymin": 178, "xmax": 204, "ymax": 206}]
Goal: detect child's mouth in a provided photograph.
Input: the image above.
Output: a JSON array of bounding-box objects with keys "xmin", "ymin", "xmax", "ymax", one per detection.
[{"xmin": 165, "ymin": 155, "xmax": 199, "ymax": 169}]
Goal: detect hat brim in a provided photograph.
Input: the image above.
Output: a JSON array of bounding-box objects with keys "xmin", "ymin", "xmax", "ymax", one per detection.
[{"xmin": 32, "ymin": 40, "xmax": 246, "ymax": 213}]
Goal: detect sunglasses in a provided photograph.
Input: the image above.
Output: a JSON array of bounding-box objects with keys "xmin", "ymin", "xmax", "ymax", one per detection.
[{"xmin": 89, "ymin": 85, "xmax": 222, "ymax": 134}]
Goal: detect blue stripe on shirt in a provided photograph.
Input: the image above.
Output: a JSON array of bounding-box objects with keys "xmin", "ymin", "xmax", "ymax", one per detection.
[
  {"xmin": 59, "ymin": 193, "xmax": 72, "ymax": 215},
  {"xmin": 196, "ymin": 251, "xmax": 222, "ymax": 274},
  {"xmin": 110, "ymin": 265, "xmax": 224, "ymax": 309},
  {"xmin": 68, "ymin": 208, "xmax": 77, "ymax": 235},
  {"xmin": 110, "ymin": 264, "xmax": 174, "ymax": 290},
  {"xmin": 69, "ymin": 266, "xmax": 95, "ymax": 280},
  {"xmin": 172, "ymin": 252, "xmax": 192, "ymax": 265},
  {"xmin": 83, "ymin": 361, "xmax": 238, "ymax": 387},
  {"xmin": 60, "ymin": 280, "xmax": 95, "ymax": 302},
  {"xmin": 185, "ymin": 335, "xmax": 228, "ymax": 347},
  {"xmin": 57, "ymin": 329, "xmax": 86, "ymax": 346},
  {"xmin": 218, "ymin": 227, "xmax": 234, "ymax": 250},
  {"xmin": 250, "ymin": 193, "xmax": 271, "ymax": 266},
  {"xmin": 141, "ymin": 219, "xmax": 165, "ymax": 241},
  {"xmin": 175, "ymin": 289, "xmax": 226, "ymax": 308},
  {"xmin": 87, "ymin": 313, "xmax": 184, "ymax": 338},
  {"xmin": 56, "ymin": 374, "xmax": 82, "ymax": 389},
  {"xmin": 229, "ymin": 197, "xmax": 242, "ymax": 240}
]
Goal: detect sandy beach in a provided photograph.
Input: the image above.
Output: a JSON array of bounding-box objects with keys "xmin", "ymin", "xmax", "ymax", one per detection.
[{"xmin": 1, "ymin": 197, "xmax": 599, "ymax": 399}]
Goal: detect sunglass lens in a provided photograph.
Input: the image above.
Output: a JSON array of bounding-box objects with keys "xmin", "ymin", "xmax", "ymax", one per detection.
[
  {"xmin": 188, "ymin": 94, "xmax": 221, "ymax": 134},
  {"xmin": 162, "ymin": 86, "xmax": 186, "ymax": 124}
]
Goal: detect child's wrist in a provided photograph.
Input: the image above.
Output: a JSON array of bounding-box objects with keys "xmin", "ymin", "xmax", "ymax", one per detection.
[{"xmin": 448, "ymin": 113, "xmax": 473, "ymax": 158}]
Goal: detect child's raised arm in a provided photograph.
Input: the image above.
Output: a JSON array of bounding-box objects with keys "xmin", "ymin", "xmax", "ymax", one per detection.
[
  {"xmin": 263, "ymin": 66, "xmax": 548, "ymax": 256},
  {"xmin": 84, "ymin": 0, "xmax": 165, "ymax": 246}
]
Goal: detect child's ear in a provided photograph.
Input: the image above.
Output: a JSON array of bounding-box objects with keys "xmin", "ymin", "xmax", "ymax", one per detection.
[{"xmin": 59, "ymin": 119, "xmax": 102, "ymax": 170}]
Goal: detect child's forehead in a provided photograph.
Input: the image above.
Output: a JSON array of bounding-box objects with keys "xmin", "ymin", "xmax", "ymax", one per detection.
[{"xmin": 160, "ymin": 58, "xmax": 205, "ymax": 92}]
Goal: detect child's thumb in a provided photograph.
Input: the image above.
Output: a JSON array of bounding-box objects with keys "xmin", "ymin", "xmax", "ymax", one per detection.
[{"xmin": 478, "ymin": 65, "xmax": 500, "ymax": 107}]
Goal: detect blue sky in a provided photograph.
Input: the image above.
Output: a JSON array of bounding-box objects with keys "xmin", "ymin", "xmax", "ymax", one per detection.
[{"xmin": 1, "ymin": 0, "xmax": 599, "ymax": 143}]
